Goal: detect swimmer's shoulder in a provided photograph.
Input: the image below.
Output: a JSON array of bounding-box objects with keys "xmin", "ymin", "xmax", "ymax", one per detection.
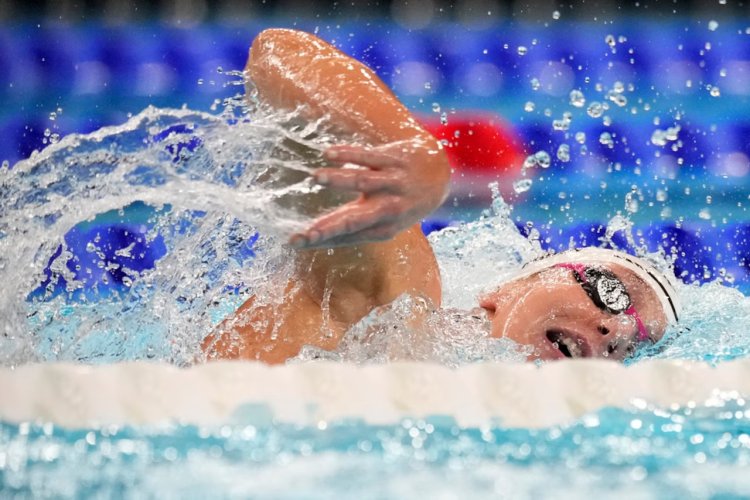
[{"xmin": 378, "ymin": 224, "xmax": 442, "ymax": 309}]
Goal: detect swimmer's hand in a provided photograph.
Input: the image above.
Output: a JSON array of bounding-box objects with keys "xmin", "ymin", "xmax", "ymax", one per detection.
[{"xmin": 290, "ymin": 137, "xmax": 450, "ymax": 249}]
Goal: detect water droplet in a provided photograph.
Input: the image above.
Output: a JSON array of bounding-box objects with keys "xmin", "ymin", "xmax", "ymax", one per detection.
[
  {"xmin": 197, "ymin": 79, "xmax": 204, "ymax": 85},
  {"xmin": 605, "ymin": 34, "xmax": 616, "ymax": 48},
  {"xmin": 720, "ymin": 68, "xmax": 727, "ymax": 77},
  {"xmin": 534, "ymin": 150, "xmax": 551, "ymax": 168},
  {"xmin": 552, "ymin": 10, "xmax": 561, "ymax": 19},
  {"xmin": 608, "ymin": 92, "xmax": 628, "ymax": 107},
  {"xmin": 587, "ymin": 102, "xmax": 604, "ymax": 118},
  {"xmin": 666, "ymin": 126, "xmax": 680, "ymax": 141},
  {"xmin": 625, "ymin": 190, "xmax": 639, "ymax": 214},
  {"xmin": 710, "ymin": 86, "xmax": 721, "ymax": 97},
  {"xmin": 440, "ymin": 112, "xmax": 448, "ymax": 125},
  {"xmin": 424, "ymin": 82, "xmax": 432, "ymax": 90},
  {"xmin": 513, "ymin": 178, "xmax": 533, "ymax": 193},
  {"xmin": 553, "ymin": 113, "xmax": 572, "ymax": 131},
  {"xmin": 523, "ymin": 155, "xmax": 537, "ymax": 169},
  {"xmin": 557, "ymin": 143, "xmax": 570, "ymax": 162},
  {"xmin": 575, "ymin": 131, "xmax": 586, "ymax": 144},
  {"xmin": 432, "ymin": 102, "xmax": 441, "ymax": 113},
  {"xmin": 524, "ymin": 101, "xmax": 536, "ymax": 112},
  {"xmin": 599, "ymin": 132, "xmax": 614, "ymax": 148},
  {"xmin": 530, "ymin": 78, "xmax": 541, "ymax": 91},
  {"xmin": 650, "ymin": 125, "xmax": 681, "ymax": 146},
  {"xmin": 630, "ymin": 466, "xmax": 648, "ymax": 481},
  {"xmin": 656, "ymin": 189, "xmax": 668, "ymax": 202},
  {"xmin": 517, "ymin": 46, "xmax": 528, "ymax": 56},
  {"xmin": 708, "ymin": 20, "xmax": 719, "ymax": 31},
  {"xmin": 699, "ymin": 208, "xmax": 712, "ymax": 220},
  {"xmin": 569, "ymin": 89, "xmax": 586, "ymax": 108}
]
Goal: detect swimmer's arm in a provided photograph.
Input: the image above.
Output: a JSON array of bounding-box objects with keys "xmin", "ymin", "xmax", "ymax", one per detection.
[
  {"xmin": 202, "ymin": 29, "xmax": 446, "ymax": 362},
  {"xmin": 202, "ymin": 227, "xmax": 440, "ymax": 363},
  {"xmin": 248, "ymin": 27, "xmax": 446, "ymax": 299},
  {"xmin": 247, "ymin": 28, "xmax": 450, "ymax": 248},
  {"xmin": 248, "ymin": 28, "xmax": 428, "ymax": 146}
]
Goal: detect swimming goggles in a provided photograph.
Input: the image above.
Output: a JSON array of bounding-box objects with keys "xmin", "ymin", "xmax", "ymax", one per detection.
[{"xmin": 556, "ymin": 262, "xmax": 649, "ymax": 341}]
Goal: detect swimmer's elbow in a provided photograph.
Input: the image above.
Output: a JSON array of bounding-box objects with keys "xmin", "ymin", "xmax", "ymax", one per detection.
[
  {"xmin": 248, "ymin": 28, "xmax": 316, "ymax": 75},
  {"xmin": 246, "ymin": 28, "xmax": 322, "ymax": 109},
  {"xmin": 249, "ymin": 29, "xmax": 293, "ymax": 63}
]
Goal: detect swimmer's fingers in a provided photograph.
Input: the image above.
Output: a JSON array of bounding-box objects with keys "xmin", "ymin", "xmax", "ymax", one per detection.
[
  {"xmin": 323, "ymin": 145, "xmax": 402, "ymax": 171},
  {"xmin": 313, "ymin": 167, "xmax": 403, "ymax": 194},
  {"xmin": 290, "ymin": 197, "xmax": 401, "ymax": 248}
]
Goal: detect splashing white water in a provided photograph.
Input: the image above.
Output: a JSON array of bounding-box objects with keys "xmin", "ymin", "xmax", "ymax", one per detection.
[
  {"xmin": 0, "ymin": 95, "xmax": 358, "ymax": 365},
  {"xmin": 2, "ymin": 94, "xmax": 750, "ymax": 367}
]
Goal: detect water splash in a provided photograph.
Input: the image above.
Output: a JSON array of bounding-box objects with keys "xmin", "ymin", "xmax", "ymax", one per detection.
[
  {"xmin": 2, "ymin": 94, "xmax": 750, "ymax": 367},
  {"xmin": 0, "ymin": 97, "xmax": 354, "ymax": 365}
]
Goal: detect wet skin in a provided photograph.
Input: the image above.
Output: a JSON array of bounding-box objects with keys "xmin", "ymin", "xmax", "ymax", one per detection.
[
  {"xmin": 204, "ymin": 29, "xmax": 669, "ymax": 364},
  {"xmin": 479, "ymin": 263, "xmax": 668, "ymax": 361}
]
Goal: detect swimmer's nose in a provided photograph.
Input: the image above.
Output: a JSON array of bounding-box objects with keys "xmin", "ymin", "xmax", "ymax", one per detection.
[
  {"xmin": 592, "ymin": 314, "xmax": 638, "ymax": 355},
  {"xmin": 478, "ymin": 293, "xmax": 497, "ymax": 318}
]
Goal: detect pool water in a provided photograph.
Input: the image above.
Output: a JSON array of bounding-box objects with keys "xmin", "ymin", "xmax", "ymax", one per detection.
[
  {"xmin": 3, "ymin": 394, "xmax": 750, "ymax": 498},
  {"xmin": 2, "ymin": 17, "xmax": 750, "ymax": 499},
  {"xmin": 3, "ymin": 100, "xmax": 750, "ymax": 495}
]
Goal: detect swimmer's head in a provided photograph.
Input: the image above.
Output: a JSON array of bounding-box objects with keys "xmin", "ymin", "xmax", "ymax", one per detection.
[{"xmin": 478, "ymin": 248, "xmax": 681, "ymax": 361}]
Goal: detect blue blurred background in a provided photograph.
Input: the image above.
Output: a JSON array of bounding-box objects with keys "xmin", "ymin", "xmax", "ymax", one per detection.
[{"xmin": 3, "ymin": 0, "xmax": 750, "ymax": 291}]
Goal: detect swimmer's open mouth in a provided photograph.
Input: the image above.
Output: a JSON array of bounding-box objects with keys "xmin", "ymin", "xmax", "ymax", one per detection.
[{"xmin": 546, "ymin": 330, "xmax": 591, "ymax": 358}]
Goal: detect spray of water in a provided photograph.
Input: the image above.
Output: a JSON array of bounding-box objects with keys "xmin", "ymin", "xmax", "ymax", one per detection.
[
  {"xmin": 0, "ymin": 86, "xmax": 361, "ymax": 365},
  {"xmin": 2, "ymin": 71, "xmax": 750, "ymax": 367}
]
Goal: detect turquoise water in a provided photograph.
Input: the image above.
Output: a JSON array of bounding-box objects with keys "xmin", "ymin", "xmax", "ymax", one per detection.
[{"xmin": 3, "ymin": 394, "xmax": 750, "ymax": 498}]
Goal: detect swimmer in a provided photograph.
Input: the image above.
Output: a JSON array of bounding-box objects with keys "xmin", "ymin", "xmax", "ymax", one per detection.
[{"xmin": 202, "ymin": 28, "xmax": 680, "ymax": 363}]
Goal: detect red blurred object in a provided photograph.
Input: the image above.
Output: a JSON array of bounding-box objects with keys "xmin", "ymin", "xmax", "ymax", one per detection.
[
  {"xmin": 419, "ymin": 111, "xmax": 526, "ymax": 177},
  {"xmin": 419, "ymin": 111, "xmax": 527, "ymax": 201}
]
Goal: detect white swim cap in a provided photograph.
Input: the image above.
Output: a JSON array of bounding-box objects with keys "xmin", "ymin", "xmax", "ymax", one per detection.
[{"xmin": 515, "ymin": 247, "xmax": 681, "ymax": 324}]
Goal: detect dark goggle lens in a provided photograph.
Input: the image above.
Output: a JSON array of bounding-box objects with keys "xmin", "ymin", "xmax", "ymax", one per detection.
[{"xmin": 582, "ymin": 267, "xmax": 631, "ymax": 314}]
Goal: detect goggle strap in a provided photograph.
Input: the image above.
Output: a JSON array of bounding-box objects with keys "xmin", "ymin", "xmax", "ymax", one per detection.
[{"xmin": 626, "ymin": 306, "xmax": 650, "ymax": 342}]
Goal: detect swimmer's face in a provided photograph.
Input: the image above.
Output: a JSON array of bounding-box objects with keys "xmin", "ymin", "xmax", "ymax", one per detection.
[{"xmin": 479, "ymin": 263, "xmax": 668, "ymax": 361}]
